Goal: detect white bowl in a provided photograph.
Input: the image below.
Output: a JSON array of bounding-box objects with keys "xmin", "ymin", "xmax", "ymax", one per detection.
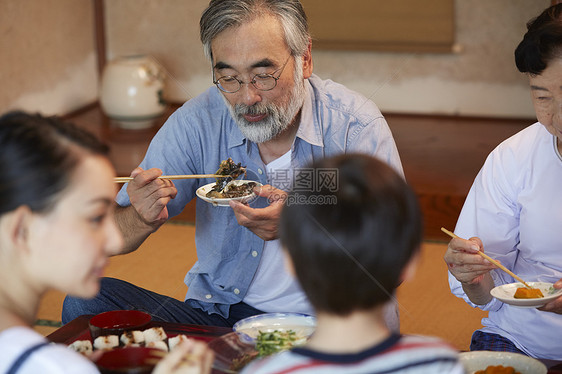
[
  {"xmin": 233, "ymin": 313, "xmax": 316, "ymax": 344},
  {"xmin": 459, "ymin": 351, "xmax": 547, "ymax": 374}
]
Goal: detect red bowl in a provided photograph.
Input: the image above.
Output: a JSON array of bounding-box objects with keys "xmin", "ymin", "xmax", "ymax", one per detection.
[
  {"xmin": 96, "ymin": 347, "xmax": 161, "ymax": 374},
  {"xmin": 89, "ymin": 310, "xmax": 152, "ymax": 339}
]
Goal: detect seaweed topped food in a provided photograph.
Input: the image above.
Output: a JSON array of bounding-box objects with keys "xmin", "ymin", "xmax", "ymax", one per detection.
[
  {"xmin": 207, "ymin": 181, "xmax": 258, "ymax": 199},
  {"xmin": 206, "ymin": 158, "xmax": 256, "ymax": 198}
]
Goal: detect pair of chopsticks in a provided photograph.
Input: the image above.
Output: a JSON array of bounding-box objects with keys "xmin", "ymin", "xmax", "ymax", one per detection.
[
  {"xmin": 441, "ymin": 227, "xmax": 533, "ymax": 289},
  {"xmin": 114, "ymin": 174, "xmax": 222, "ymax": 183},
  {"xmin": 145, "ymin": 350, "xmax": 236, "ymax": 374}
]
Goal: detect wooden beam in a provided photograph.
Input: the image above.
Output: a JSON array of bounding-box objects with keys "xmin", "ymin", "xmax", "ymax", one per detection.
[{"xmin": 93, "ymin": 0, "xmax": 106, "ymax": 75}]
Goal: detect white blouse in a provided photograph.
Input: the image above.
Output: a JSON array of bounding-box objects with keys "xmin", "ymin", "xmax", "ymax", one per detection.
[{"xmin": 449, "ymin": 122, "xmax": 562, "ymax": 359}]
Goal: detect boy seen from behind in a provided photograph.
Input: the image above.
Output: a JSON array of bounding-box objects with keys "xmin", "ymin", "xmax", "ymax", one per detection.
[{"xmin": 243, "ymin": 154, "xmax": 463, "ymax": 373}]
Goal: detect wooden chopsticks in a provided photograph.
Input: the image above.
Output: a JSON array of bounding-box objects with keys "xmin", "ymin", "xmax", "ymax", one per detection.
[
  {"xmin": 441, "ymin": 227, "xmax": 533, "ymax": 289},
  {"xmin": 114, "ymin": 174, "xmax": 222, "ymax": 183}
]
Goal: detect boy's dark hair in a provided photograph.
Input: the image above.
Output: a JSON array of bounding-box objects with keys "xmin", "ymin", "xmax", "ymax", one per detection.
[
  {"xmin": 280, "ymin": 154, "xmax": 422, "ymax": 315},
  {"xmin": 515, "ymin": 3, "xmax": 562, "ymax": 75},
  {"xmin": 0, "ymin": 111, "xmax": 109, "ymax": 215}
]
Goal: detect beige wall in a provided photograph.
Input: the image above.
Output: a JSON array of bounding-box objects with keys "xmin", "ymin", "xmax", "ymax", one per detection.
[
  {"xmin": 0, "ymin": 0, "xmax": 98, "ymax": 116},
  {"xmin": 0, "ymin": 0, "xmax": 552, "ymax": 118},
  {"xmin": 104, "ymin": 0, "xmax": 549, "ymax": 119},
  {"xmin": 313, "ymin": 0, "xmax": 550, "ymax": 118}
]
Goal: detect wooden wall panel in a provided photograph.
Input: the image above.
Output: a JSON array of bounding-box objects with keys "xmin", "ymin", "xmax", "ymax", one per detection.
[{"xmin": 301, "ymin": 0, "xmax": 455, "ymax": 52}]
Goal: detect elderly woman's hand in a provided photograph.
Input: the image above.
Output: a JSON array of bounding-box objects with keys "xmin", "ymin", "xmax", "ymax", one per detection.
[
  {"xmin": 444, "ymin": 236, "xmax": 499, "ymax": 305},
  {"xmin": 444, "ymin": 237, "xmax": 496, "ymax": 285}
]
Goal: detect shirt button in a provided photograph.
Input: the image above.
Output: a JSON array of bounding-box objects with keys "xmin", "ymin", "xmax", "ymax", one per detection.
[
  {"xmin": 205, "ymin": 294, "xmax": 212, "ymax": 299},
  {"xmin": 234, "ymin": 288, "xmax": 240, "ymax": 295},
  {"xmin": 258, "ymin": 168, "xmax": 263, "ymax": 175},
  {"xmin": 252, "ymin": 251, "xmax": 258, "ymax": 257}
]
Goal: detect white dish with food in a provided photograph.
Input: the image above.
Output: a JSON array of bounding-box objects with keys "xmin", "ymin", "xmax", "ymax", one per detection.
[
  {"xmin": 233, "ymin": 312, "xmax": 316, "ymax": 344},
  {"xmin": 459, "ymin": 351, "xmax": 547, "ymax": 374},
  {"xmin": 196, "ymin": 180, "xmax": 261, "ymax": 207},
  {"xmin": 490, "ymin": 281, "xmax": 562, "ymax": 307}
]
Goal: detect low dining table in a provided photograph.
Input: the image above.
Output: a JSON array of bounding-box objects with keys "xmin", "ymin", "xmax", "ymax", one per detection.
[
  {"xmin": 47, "ymin": 315, "xmax": 233, "ymax": 373},
  {"xmin": 48, "ymin": 315, "xmax": 562, "ymax": 373},
  {"xmin": 545, "ymin": 361, "xmax": 562, "ymax": 374}
]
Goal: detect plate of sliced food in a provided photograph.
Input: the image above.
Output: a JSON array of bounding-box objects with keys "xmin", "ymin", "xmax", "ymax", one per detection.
[
  {"xmin": 68, "ymin": 311, "xmax": 195, "ymax": 373},
  {"xmin": 490, "ymin": 282, "xmax": 562, "ymax": 307},
  {"xmin": 459, "ymin": 351, "xmax": 547, "ymax": 374},
  {"xmin": 69, "ymin": 324, "xmax": 190, "ymax": 354}
]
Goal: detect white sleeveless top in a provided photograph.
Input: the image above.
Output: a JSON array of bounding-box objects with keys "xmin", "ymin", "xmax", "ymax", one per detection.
[{"xmin": 0, "ymin": 326, "xmax": 98, "ymax": 373}]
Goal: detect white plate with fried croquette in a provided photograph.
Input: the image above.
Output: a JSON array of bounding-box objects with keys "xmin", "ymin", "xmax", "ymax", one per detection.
[{"xmin": 490, "ymin": 281, "xmax": 562, "ymax": 308}]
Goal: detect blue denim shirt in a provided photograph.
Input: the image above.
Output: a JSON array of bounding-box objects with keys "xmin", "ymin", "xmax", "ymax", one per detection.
[{"xmin": 116, "ymin": 74, "xmax": 403, "ymax": 318}]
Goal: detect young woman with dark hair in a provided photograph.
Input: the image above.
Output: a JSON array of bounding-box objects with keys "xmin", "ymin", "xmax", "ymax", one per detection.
[{"xmin": 0, "ymin": 112, "xmax": 212, "ymax": 373}]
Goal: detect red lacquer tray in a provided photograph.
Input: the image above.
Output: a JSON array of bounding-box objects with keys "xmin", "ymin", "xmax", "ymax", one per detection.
[{"xmin": 47, "ymin": 315, "xmax": 232, "ymax": 345}]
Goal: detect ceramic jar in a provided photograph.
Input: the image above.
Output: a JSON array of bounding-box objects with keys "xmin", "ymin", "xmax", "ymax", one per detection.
[{"xmin": 100, "ymin": 55, "xmax": 166, "ymax": 129}]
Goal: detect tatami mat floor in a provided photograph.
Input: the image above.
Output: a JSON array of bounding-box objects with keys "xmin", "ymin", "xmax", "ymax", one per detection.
[{"xmin": 35, "ymin": 221, "xmax": 486, "ymax": 351}]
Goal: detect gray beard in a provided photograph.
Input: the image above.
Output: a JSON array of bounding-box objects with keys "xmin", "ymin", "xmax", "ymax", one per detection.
[{"xmin": 223, "ymin": 66, "xmax": 306, "ymax": 144}]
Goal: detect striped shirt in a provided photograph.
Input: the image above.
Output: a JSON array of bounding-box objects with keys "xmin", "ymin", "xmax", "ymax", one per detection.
[{"xmin": 241, "ymin": 334, "xmax": 464, "ymax": 374}]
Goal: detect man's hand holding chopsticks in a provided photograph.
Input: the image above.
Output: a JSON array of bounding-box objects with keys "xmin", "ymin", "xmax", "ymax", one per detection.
[{"xmin": 126, "ymin": 167, "xmax": 178, "ymax": 229}]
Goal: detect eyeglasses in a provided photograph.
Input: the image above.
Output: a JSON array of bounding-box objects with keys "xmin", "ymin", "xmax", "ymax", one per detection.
[{"xmin": 213, "ymin": 56, "xmax": 291, "ymax": 93}]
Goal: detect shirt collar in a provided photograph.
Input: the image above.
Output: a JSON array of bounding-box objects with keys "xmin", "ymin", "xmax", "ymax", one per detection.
[
  {"xmin": 227, "ymin": 123, "xmax": 247, "ymax": 150},
  {"xmin": 295, "ymin": 79, "xmax": 324, "ymax": 148}
]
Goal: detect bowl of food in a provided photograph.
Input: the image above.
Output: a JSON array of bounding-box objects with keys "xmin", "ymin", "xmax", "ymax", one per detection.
[
  {"xmin": 96, "ymin": 346, "xmax": 163, "ymax": 374},
  {"xmin": 89, "ymin": 310, "xmax": 152, "ymax": 340},
  {"xmin": 196, "ymin": 180, "xmax": 261, "ymax": 207},
  {"xmin": 209, "ymin": 313, "xmax": 315, "ymax": 372},
  {"xmin": 459, "ymin": 351, "xmax": 547, "ymax": 374},
  {"xmin": 196, "ymin": 157, "xmax": 262, "ymax": 207},
  {"xmin": 233, "ymin": 312, "xmax": 316, "ymax": 344}
]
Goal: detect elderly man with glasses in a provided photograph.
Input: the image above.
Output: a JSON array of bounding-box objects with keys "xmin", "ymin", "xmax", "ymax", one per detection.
[{"xmin": 62, "ymin": 0, "xmax": 404, "ymax": 329}]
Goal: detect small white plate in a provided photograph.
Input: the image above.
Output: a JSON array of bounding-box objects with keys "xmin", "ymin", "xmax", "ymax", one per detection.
[
  {"xmin": 459, "ymin": 351, "xmax": 547, "ymax": 374},
  {"xmin": 490, "ymin": 281, "xmax": 562, "ymax": 308},
  {"xmin": 233, "ymin": 313, "xmax": 316, "ymax": 344},
  {"xmin": 196, "ymin": 180, "xmax": 261, "ymax": 207}
]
